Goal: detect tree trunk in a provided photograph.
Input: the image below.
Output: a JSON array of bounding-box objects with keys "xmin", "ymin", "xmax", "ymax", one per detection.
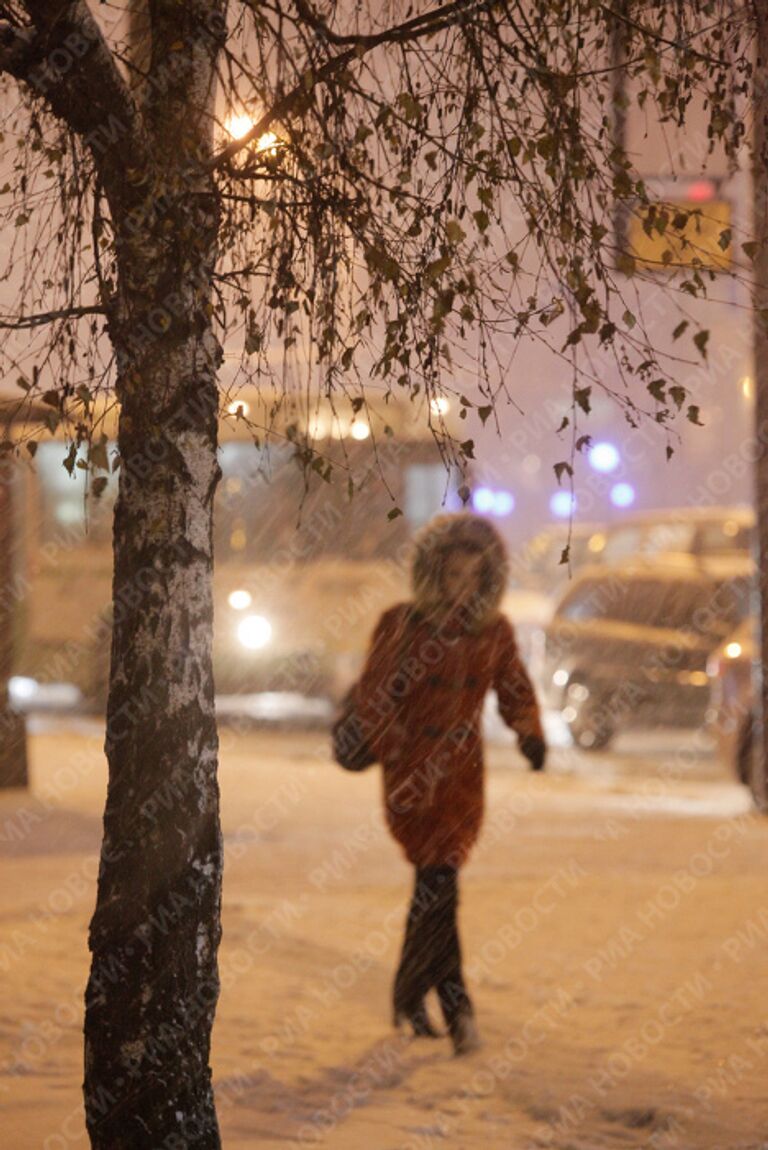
[
  {"xmin": 0, "ymin": 457, "xmax": 27, "ymax": 789},
  {"xmin": 83, "ymin": 177, "xmax": 224, "ymax": 1145},
  {"xmin": 81, "ymin": 0, "xmax": 229, "ymax": 1137},
  {"xmin": 754, "ymin": 5, "xmax": 768, "ymax": 813}
]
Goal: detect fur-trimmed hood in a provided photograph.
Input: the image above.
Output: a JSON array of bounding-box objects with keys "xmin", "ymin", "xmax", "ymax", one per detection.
[{"xmin": 410, "ymin": 512, "xmax": 509, "ymax": 630}]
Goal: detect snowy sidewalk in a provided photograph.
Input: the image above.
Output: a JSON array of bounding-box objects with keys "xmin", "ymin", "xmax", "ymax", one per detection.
[{"xmin": 2, "ymin": 722, "xmax": 768, "ymax": 1149}]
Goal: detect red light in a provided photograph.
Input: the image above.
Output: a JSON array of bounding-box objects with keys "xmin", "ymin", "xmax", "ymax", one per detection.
[{"xmin": 686, "ymin": 179, "xmax": 717, "ymax": 203}]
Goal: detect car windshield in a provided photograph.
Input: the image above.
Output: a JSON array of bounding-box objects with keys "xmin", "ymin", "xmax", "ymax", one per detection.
[
  {"xmin": 558, "ymin": 575, "xmax": 751, "ymax": 637},
  {"xmin": 601, "ymin": 523, "xmax": 693, "ymax": 563}
]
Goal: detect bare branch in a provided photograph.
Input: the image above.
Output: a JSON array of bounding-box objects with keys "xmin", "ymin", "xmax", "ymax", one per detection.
[
  {"xmin": 0, "ymin": 304, "xmax": 106, "ymax": 330},
  {"xmin": 600, "ymin": 2, "xmax": 737, "ymax": 67},
  {"xmin": 291, "ymin": 0, "xmax": 489, "ymax": 48},
  {"xmin": 208, "ymin": 0, "xmax": 497, "ymax": 170}
]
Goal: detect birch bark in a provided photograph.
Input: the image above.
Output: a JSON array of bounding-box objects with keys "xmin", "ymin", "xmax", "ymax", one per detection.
[{"xmin": 82, "ymin": 5, "xmax": 228, "ymax": 1143}]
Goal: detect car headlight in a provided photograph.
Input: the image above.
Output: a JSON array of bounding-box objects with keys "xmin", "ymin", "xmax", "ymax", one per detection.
[
  {"xmin": 237, "ymin": 614, "xmax": 273, "ymax": 650},
  {"xmin": 228, "ymin": 589, "xmax": 252, "ymax": 611}
]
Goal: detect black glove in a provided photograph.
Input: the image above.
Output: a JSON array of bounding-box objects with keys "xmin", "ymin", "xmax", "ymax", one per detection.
[{"xmin": 520, "ymin": 734, "xmax": 546, "ymax": 772}]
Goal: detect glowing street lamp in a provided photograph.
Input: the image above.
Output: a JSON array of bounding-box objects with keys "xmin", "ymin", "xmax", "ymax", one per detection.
[
  {"xmin": 237, "ymin": 614, "xmax": 273, "ymax": 650},
  {"xmin": 472, "ymin": 487, "xmax": 495, "ymax": 513},
  {"xmin": 550, "ymin": 491, "xmax": 576, "ymax": 518},
  {"xmin": 226, "ymin": 400, "xmax": 250, "ymax": 417},
  {"xmin": 471, "ymin": 487, "xmax": 515, "ymax": 517},
  {"xmin": 228, "ymin": 589, "xmax": 252, "ymax": 611},
  {"xmin": 588, "ymin": 441, "xmax": 620, "ymax": 473},
  {"xmin": 225, "ymin": 114, "xmax": 256, "ymax": 140},
  {"xmin": 223, "ymin": 114, "xmax": 286, "ymax": 163},
  {"xmin": 255, "ymin": 131, "xmax": 281, "ymax": 158},
  {"xmin": 610, "ymin": 482, "xmax": 636, "ymax": 508},
  {"xmin": 493, "ymin": 491, "xmax": 515, "ymax": 516}
]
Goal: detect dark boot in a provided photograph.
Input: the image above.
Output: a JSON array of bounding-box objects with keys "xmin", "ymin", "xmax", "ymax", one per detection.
[
  {"xmin": 428, "ymin": 866, "xmax": 480, "ymax": 1055},
  {"xmin": 448, "ymin": 1010, "xmax": 481, "ymax": 1056},
  {"xmin": 393, "ymin": 868, "xmax": 443, "ymax": 1038},
  {"xmin": 393, "ymin": 1001, "xmax": 442, "ymax": 1038}
]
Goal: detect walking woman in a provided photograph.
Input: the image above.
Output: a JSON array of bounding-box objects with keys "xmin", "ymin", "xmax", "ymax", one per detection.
[{"xmin": 353, "ymin": 513, "xmax": 546, "ymax": 1055}]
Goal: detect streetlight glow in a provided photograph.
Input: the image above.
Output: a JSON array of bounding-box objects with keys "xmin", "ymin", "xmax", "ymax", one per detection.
[
  {"xmin": 589, "ymin": 442, "xmax": 620, "ymax": 473},
  {"xmin": 225, "ymin": 114, "xmax": 255, "ymax": 140},
  {"xmin": 224, "ymin": 116, "xmax": 283, "ymax": 155},
  {"xmin": 550, "ymin": 491, "xmax": 576, "ymax": 518},
  {"xmin": 226, "ymin": 400, "xmax": 250, "ymax": 417},
  {"xmin": 228, "ymin": 589, "xmax": 252, "ymax": 611},
  {"xmin": 237, "ymin": 614, "xmax": 273, "ymax": 650},
  {"xmin": 256, "ymin": 131, "xmax": 281, "ymax": 155},
  {"xmin": 610, "ymin": 482, "xmax": 636, "ymax": 508},
  {"xmin": 472, "ymin": 487, "xmax": 496, "ymax": 513}
]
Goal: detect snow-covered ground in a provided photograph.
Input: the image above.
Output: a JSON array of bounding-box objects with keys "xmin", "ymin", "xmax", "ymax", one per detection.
[{"xmin": 2, "ymin": 719, "xmax": 768, "ymax": 1149}]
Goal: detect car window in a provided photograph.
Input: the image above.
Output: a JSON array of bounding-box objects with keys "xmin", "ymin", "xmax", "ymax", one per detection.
[
  {"xmin": 602, "ymin": 522, "xmax": 694, "ymax": 563},
  {"xmin": 694, "ymin": 576, "xmax": 753, "ymax": 638},
  {"xmin": 694, "ymin": 521, "xmax": 753, "ymax": 556},
  {"xmin": 556, "ymin": 575, "xmax": 652, "ymax": 623},
  {"xmin": 640, "ymin": 523, "xmax": 694, "ymax": 555},
  {"xmin": 651, "ymin": 579, "xmax": 740, "ymax": 634},
  {"xmin": 607, "ymin": 579, "xmax": 703, "ymax": 628},
  {"xmin": 600, "ymin": 527, "xmax": 643, "ymax": 563},
  {"xmin": 558, "ymin": 574, "xmax": 751, "ymax": 635},
  {"xmin": 557, "ymin": 578, "xmax": 604, "ymax": 621}
]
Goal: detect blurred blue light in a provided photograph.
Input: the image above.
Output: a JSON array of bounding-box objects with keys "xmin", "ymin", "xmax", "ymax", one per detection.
[
  {"xmin": 472, "ymin": 486, "xmax": 515, "ymax": 517},
  {"xmin": 610, "ymin": 482, "xmax": 636, "ymax": 508},
  {"xmin": 550, "ymin": 491, "xmax": 576, "ymax": 518},
  {"xmin": 589, "ymin": 442, "xmax": 620, "ymax": 473},
  {"xmin": 472, "ymin": 487, "xmax": 496, "ymax": 513},
  {"xmin": 493, "ymin": 491, "xmax": 515, "ymax": 516}
]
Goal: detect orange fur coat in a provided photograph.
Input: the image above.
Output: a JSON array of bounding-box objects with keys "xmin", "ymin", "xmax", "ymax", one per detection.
[{"xmin": 356, "ymin": 601, "xmax": 543, "ymax": 867}]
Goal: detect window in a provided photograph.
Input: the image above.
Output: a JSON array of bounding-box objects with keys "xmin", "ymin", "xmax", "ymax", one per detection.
[
  {"xmin": 404, "ymin": 463, "xmax": 460, "ymax": 527},
  {"xmin": 36, "ymin": 442, "xmax": 117, "ymax": 548},
  {"xmin": 214, "ymin": 440, "xmax": 443, "ymax": 563}
]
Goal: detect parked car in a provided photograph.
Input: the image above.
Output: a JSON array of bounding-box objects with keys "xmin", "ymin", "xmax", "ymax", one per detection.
[
  {"xmin": 593, "ymin": 505, "xmax": 753, "ymax": 567},
  {"xmin": 542, "ymin": 556, "xmax": 753, "ymax": 750},
  {"xmin": 707, "ymin": 620, "xmax": 765, "ymax": 810},
  {"xmin": 518, "ymin": 506, "xmax": 752, "ymax": 593}
]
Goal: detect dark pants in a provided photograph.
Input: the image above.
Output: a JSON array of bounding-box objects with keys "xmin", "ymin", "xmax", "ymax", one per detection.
[{"xmin": 393, "ymin": 864, "xmax": 473, "ymax": 1030}]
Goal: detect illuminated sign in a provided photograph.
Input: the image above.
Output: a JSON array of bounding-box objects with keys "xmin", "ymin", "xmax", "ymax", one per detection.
[
  {"xmin": 621, "ymin": 196, "xmax": 732, "ymax": 272},
  {"xmin": 615, "ymin": 175, "xmax": 732, "ymax": 273}
]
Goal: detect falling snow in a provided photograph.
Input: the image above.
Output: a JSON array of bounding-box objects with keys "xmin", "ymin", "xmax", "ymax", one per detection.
[{"xmin": 2, "ymin": 720, "xmax": 767, "ymax": 1149}]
